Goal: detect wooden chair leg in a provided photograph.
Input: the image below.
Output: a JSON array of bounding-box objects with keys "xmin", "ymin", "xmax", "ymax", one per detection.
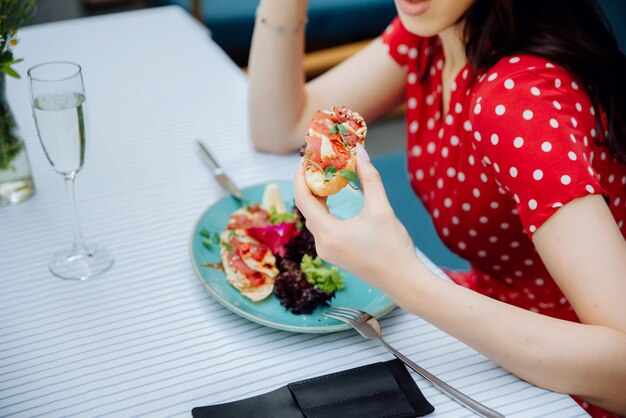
[{"xmin": 192, "ymin": 0, "xmax": 202, "ymax": 21}]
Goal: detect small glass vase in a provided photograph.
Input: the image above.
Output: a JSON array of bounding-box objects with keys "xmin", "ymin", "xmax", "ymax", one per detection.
[{"xmin": 0, "ymin": 75, "xmax": 35, "ymax": 206}]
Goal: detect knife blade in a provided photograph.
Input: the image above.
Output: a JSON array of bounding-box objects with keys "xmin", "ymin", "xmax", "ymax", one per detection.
[{"xmin": 196, "ymin": 141, "xmax": 245, "ymax": 201}]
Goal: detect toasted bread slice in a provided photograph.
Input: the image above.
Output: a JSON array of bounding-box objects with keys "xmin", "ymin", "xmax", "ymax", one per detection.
[{"xmin": 305, "ymin": 155, "xmax": 355, "ymax": 197}]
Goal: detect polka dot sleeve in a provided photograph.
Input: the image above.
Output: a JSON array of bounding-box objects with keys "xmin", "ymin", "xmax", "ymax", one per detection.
[
  {"xmin": 470, "ymin": 57, "xmax": 607, "ymax": 237},
  {"xmin": 380, "ymin": 17, "xmax": 424, "ymax": 68}
]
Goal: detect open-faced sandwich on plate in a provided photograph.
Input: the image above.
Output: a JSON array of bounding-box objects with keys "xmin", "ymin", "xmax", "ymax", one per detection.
[
  {"xmin": 220, "ymin": 208, "xmax": 279, "ymax": 302},
  {"xmin": 216, "ymin": 184, "xmax": 300, "ymax": 302},
  {"xmin": 200, "ymin": 183, "xmax": 346, "ymax": 313},
  {"xmin": 303, "ymin": 106, "xmax": 367, "ymax": 196}
]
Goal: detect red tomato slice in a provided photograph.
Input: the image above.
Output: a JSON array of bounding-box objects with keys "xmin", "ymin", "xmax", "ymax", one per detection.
[
  {"xmin": 232, "ymin": 238, "xmax": 269, "ymax": 262},
  {"xmin": 229, "ymin": 252, "xmax": 266, "ymax": 287},
  {"xmin": 245, "ymin": 242, "xmax": 268, "ymax": 262}
]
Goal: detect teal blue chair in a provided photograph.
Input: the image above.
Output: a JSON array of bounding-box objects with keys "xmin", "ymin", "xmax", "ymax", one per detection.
[
  {"xmin": 149, "ymin": 0, "xmax": 397, "ymax": 66},
  {"xmin": 598, "ymin": 0, "xmax": 626, "ymax": 52},
  {"xmin": 371, "ymin": 151, "xmax": 470, "ymax": 271}
]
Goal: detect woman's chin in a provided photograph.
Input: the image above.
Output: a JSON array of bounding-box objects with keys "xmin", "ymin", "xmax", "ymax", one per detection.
[{"xmin": 397, "ymin": 15, "xmax": 444, "ymax": 38}]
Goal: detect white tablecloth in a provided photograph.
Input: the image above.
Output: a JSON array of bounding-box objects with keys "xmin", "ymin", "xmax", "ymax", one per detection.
[{"xmin": 0, "ymin": 6, "xmax": 585, "ymax": 417}]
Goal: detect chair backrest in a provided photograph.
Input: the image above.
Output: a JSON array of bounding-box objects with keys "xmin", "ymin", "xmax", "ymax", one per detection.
[
  {"xmin": 597, "ymin": 0, "xmax": 626, "ymax": 52},
  {"xmin": 148, "ymin": 0, "xmax": 396, "ymax": 67}
]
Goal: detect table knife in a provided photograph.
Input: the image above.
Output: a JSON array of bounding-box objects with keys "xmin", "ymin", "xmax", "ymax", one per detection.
[{"xmin": 196, "ymin": 141, "xmax": 245, "ymax": 201}]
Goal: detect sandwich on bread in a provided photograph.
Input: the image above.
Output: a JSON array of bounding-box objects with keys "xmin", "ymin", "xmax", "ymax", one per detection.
[{"xmin": 303, "ymin": 106, "xmax": 367, "ymax": 196}]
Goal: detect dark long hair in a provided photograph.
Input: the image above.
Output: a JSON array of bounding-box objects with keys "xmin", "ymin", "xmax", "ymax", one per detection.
[{"xmin": 462, "ymin": 0, "xmax": 626, "ymax": 163}]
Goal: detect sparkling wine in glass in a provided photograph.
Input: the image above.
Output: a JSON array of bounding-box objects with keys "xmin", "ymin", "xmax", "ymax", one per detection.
[{"xmin": 28, "ymin": 62, "xmax": 113, "ymax": 280}]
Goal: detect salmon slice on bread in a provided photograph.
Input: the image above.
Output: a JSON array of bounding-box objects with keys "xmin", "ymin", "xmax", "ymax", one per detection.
[{"xmin": 303, "ymin": 106, "xmax": 367, "ymax": 196}]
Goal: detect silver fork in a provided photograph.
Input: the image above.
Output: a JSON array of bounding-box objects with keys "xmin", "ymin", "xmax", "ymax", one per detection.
[{"xmin": 323, "ymin": 307, "xmax": 505, "ymax": 418}]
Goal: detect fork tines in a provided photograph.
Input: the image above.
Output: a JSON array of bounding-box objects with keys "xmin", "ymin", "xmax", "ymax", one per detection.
[{"xmin": 323, "ymin": 306, "xmax": 368, "ymax": 323}]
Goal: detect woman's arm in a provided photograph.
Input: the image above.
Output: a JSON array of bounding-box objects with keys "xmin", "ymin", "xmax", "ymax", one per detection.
[
  {"xmin": 390, "ymin": 195, "xmax": 626, "ymax": 413},
  {"xmin": 533, "ymin": 194, "xmax": 626, "ymax": 331},
  {"xmin": 294, "ymin": 152, "xmax": 626, "ymax": 415},
  {"xmin": 248, "ymin": 0, "xmax": 406, "ymax": 154}
]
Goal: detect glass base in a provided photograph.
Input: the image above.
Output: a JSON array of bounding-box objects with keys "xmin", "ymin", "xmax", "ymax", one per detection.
[{"xmin": 49, "ymin": 244, "xmax": 114, "ymax": 280}]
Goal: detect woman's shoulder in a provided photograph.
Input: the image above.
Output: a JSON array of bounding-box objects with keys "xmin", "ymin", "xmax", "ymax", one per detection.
[
  {"xmin": 467, "ymin": 52, "xmax": 599, "ymax": 170},
  {"xmin": 469, "ymin": 54, "xmax": 596, "ymax": 130},
  {"xmin": 466, "ymin": 55, "xmax": 606, "ymax": 238},
  {"xmin": 472, "ymin": 54, "xmax": 585, "ymax": 101}
]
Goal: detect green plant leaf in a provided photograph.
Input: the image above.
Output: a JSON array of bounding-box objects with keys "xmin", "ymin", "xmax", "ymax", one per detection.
[{"xmin": 2, "ymin": 65, "xmax": 19, "ymax": 78}]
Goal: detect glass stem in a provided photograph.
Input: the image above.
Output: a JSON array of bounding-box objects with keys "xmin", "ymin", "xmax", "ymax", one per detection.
[{"xmin": 64, "ymin": 172, "xmax": 89, "ymax": 254}]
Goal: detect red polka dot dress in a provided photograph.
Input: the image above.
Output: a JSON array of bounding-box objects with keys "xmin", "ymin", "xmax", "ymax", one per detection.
[{"xmin": 381, "ymin": 17, "xmax": 626, "ymax": 418}]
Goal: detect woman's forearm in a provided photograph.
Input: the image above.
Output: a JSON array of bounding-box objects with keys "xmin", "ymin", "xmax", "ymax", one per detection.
[
  {"xmin": 248, "ymin": 0, "xmax": 308, "ymax": 153},
  {"xmin": 383, "ymin": 258, "xmax": 626, "ymax": 414}
]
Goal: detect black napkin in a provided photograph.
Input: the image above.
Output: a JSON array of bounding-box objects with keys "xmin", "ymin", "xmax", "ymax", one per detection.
[{"xmin": 192, "ymin": 360, "xmax": 434, "ymax": 418}]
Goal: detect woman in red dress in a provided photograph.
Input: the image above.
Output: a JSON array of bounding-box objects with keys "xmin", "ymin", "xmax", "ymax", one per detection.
[{"xmin": 248, "ymin": 0, "xmax": 626, "ymax": 416}]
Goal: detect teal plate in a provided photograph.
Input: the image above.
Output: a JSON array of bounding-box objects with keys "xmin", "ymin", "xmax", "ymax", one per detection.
[{"xmin": 190, "ymin": 180, "xmax": 396, "ymax": 333}]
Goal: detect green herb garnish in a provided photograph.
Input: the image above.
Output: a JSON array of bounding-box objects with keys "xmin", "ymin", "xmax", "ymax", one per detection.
[
  {"xmin": 339, "ymin": 169, "xmax": 360, "ymax": 190},
  {"xmin": 339, "ymin": 169, "xmax": 358, "ymax": 182},
  {"xmin": 329, "ymin": 124, "xmax": 348, "ymax": 135},
  {"xmin": 300, "ymin": 254, "xmax": 344, "ymax": 293},
  {"xmin": 200, "ymin": 229, "xmax": 220, "ymax": 250},
  {"xmin": 269, "ymin": 206, "xmax": 298, "ymax": 225},
  {"xmin": 329, "ymin": 124, "xmax": 350, "ymax": 147},
  {"xmin": 324, "ymin": 165, "xmax": 337, "ymax": 182}
]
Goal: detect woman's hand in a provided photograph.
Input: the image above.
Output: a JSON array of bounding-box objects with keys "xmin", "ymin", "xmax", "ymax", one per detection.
[{"xmin": 294, "ymin": 144, "xmax": 417, "ymax": 288}]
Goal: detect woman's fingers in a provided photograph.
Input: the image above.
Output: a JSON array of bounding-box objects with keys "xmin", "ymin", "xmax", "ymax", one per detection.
[
  {"xmin": 294, "ymin": 159, "xmax": 336, "ymax": 228},
  {"xmin": 355, "ymin": 143, "xmax": 392, "ymax": 213}
]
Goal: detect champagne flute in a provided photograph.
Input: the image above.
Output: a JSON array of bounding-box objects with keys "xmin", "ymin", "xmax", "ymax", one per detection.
[{"xmin": 28, "ymin": 62, "xmax": 113, "ymax": 280}]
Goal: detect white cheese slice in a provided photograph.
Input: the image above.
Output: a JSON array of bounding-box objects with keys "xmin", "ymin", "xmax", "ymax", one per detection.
[{"xmin": 319, "ymin": 134, "xmax": 336, "ymax": 159}]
